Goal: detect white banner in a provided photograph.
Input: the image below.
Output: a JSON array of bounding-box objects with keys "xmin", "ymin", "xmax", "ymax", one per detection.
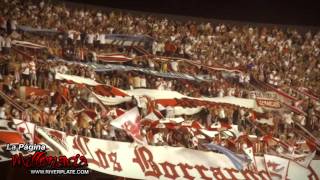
[
  {"xmin": 35, "ymin": 125, "xmax": 320, "ymax": 180},
  {"xmin": 249, "ymin": 91, "xmax": 279, "ymax": 100},
  {"xmin": 256, "ymin": 98, "xmax": 281, "ymax": 109}
]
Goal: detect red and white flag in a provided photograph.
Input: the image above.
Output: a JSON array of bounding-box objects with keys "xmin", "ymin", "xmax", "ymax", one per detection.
[
  {"xmin": 13, "ymin": 119, "xmax": 35, "ymax": 144},
  {"xmin": 12, "ymin": 40, "xmax": 47, "ymax": 49},
  {"xmin": 111, "ymin": 107, "xmax": 146, "ymax": 145},
  {"xmin": 291, "ymin": 151, "xmax": 316, "ymax": 168},
  {"xmin": 243, "ymin": 146, "xmax": 257, "ymax": 170},
  {"xmin": 264, "ymin": 154, "xmax": 290, "ymax": 180},
  {"xmin": 144, "ymin": 111, "xmax": 161, "ymax": 121},
  {"xmin": 0, "ymin": 135, "xmax": 31, "ymax": 162}
]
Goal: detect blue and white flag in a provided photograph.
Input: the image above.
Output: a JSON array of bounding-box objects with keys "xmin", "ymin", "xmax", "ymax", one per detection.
[{"xmin": 203, "ymin": 143, "xmax": 247, "ymax": 170}]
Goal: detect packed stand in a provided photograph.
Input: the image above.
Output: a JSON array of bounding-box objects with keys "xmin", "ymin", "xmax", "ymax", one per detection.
[{"xmin": 0, "ymin": 0, "xmax": 319, "ymax": 158}]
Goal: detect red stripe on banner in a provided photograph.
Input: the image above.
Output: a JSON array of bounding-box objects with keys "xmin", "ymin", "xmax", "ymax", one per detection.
[
  {"xmin": 97, "ymin": 56, "xmax": 131, "ymax": 61},
  {"xmin": 297, "ymin": 88, "xmax": 319, "ymax": 101},
  {"xmin": 154, "ymin": 99, "xmax": 178, "ymax": 106},
  {"xmin": 25, "ymin": 87, "xmax": 50, "ymax": 97},
  {"xmin": 0, "ymin": 131, "xmax": 25, "ymax": 144},
  {"xmin": 110, "ymin": 87, "xmax": 128, "ymax": 97},
  {"xmin": 252, "ymin": 77, "xmax": 298, "ymax": 101},
  {"xmin": 13, "ymin": 40, "xmax": 47, "ymax": 49},
  {"xmin": 116, "ymin": 108, "xmax": 125, "ymax": 116},
  {"xmin": 14, "ymin": 44, "xmax": 44, "ymax": 49},
  {"xmin": 283, "ymin": 85, "xmax": 319, "ymax": 102},
  {"xmin": 97, "ymin": 55, "xmax": 132, "ymax": 63},
  {"xmin": 98, "ymin": 53, "xmax": 124, "ymax": 56},
  {"xmin": 93, "ymin": 85, "xmax": 128, "ymax": 97},
  {"xmin": 33, "ymin": 134, "xmax": 42, "ymax": 144},
  {"xmin": 153, "ymin": 55, "xmax": 244, "ymax": 73},
  {"xmin": 83, "ymin": 110, "xmax": 97, "ymax": 120},
  {"xmin": 185, "ymin": 59, "xmax": 243, "ymax": 73},
  {"xmin": 282, "ymin": 102, "xmax": 307, "ymax": 115},
  {"xmin": 263, "ymin": 83, "xmax": 298, "ymax": 101},
  {"xmin": 93, "ymin": 85, "xmax": 113, "ymax": 96},
  {"xmin": 154, "ymin": 98, "xmax": 237, "ymax": 108}
]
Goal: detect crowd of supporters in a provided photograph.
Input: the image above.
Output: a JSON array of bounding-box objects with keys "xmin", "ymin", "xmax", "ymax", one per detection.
[
  {"xmin": 0, "ymin": 0, "xmax": 319, "ymax": 157},
  {"xmin": 2, "ymin": 0, "xmax": 320, "ymax": 92}
]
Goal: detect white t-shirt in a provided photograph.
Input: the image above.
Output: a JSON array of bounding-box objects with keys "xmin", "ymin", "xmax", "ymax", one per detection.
[
  {"xmin": 192, "ymin": 136, "xmax": 199, "ymax": 147},
  {"xmin": 300, "ymin": 116, "xmax": 306, "ymax": 126},
  {"xmin": 133, "ymin": 76, "xmax": 141, "ymax": 88},
  {"xmin": 153, "ymin": 133, "xmax": 164, "ymax": 144},
  {"xmin": 245, "ymin": 74, "xmax": 250, "ymax": 83},
  {"xmin": 138, "ymin": 97, "xmax": 148, "ymax": 109},
  {"xmin": 283, "ymin": 113, "xmax": 293, "ymax": 125},
  {"xmin": 0, "ymin": 108, "xmax": 6, "ymax": 119},
  {"xmin": 157, "ymin": 43, "xmax": 165, "ymax": 53},
  {"xmin": 108, "ymin": 126, "xmax": 116, "ymax": 138},
  {"xmin": 5, "ymin": 37, "xmax": 11, "ymax": 48},
  {"xmin": 166, "ymin": 81, "xmax": 172, "ymax": 90},
  {"xmin": 29, "ymin": 61, "xmax": 36, "ymax": 74},
  {"xmin": 218, "ymin": 89, "xmax": 224, "ymax": 97},
  {"xmin": 58, "ymin": 65, "xmax": 68, "ymax": 74},
  {"xmin": 227, "ymin": 88, "xmax": 234, "ymax": 96},
  {"xmin": 170, "ymin": 61, "xmax": 178, "ymax": 72},
  {"xmin": 140, "ymin": 77, "xmax": 147, "ymax": 88},
  {"xmin": 107, "ymin": 27, "xmax": 114, "ymax": 34},
  {"xmin": 219, "ymin": 109, "xmax": 226, "ymax": 119},
  {"xmin": 185, "ymin": 44, "xmax": 192, "ymax": 55},
  {"xmin": 99, "ymin": 33, "xmax": 106, "ymax": 44},
  {"xmin": 21, "ymin": 63, "xmax": 30, "ymax": 75},
  {"xmin": 68, "ymin": 30, "xmax": 74, "ymax": 40},
  {"xmin": 155, "ymin": 80, "xmax": 162, "ymax": 90},
  {"xmin": 91, "ymin": 52, "xmax": 97, "ymax": 62},
  {"xmin": 239, "ymin": 74, "xmax": 245, "ymax": 83},
  {"xmin": 11, "ymin": 20, "xmax": 17, "ymax": 30},
  {"xmin": 0, "ymin": 36, "xmax": 4, "ymax": 50},
  {"xmin": 157, "ymin": 81, "xmax": 166, "ymax": 90},
  {"xmin": 87, "ymin": 34, "xmax": 94, "ymax": 44},
  {"xmin": 88, "ymin": 94, "xmax": 96, "ymax": 103},
  {"xmin": 148, "ymin": 59, "xmax": 155, "ymax": 68},
  {"xmin": 152, "ymin": 41, "xmax": 158, "ymax": 55}
]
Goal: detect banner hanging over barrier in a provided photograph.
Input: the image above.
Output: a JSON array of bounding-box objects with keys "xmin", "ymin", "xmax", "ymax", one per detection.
[
  {"xmin": 35, "ymin": 125, "xmax": 320, "ymax": 180},
  {"xmin": 104, "ymin": 34, "xmax": 154, "ymax": 48},
  {"xmin": 53, "ymin": 58, "xmax": 202, "ymax": 82},
  {"xmin": 1, "ymin": 118, "xmax": 319, "ymax": 179},
  {"xmin": 17, "ymin": 25, "xmax": 60, "ymax": 35},
  {"xmin": 256, "ymin": 98, "xmax": 281, "ymax": 109}
]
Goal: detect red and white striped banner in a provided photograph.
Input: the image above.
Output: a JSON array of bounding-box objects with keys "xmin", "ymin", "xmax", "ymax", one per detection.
[
  {"xmin": 96, "ymin": 53, "xmax": 133, "ymax": 63},
  {"xmin": 12, "ymin": 40, "xmax": 47, "ymax": 49}
]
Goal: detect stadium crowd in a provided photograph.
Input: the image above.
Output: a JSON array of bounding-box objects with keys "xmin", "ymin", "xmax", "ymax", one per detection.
[
  {"xmin": 0, "ymin": 0, "xmax": 319, "ymax": 156},
  {"xmin": 1, "ymin": 0, "xmax": 319, "ymax": 92}
]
